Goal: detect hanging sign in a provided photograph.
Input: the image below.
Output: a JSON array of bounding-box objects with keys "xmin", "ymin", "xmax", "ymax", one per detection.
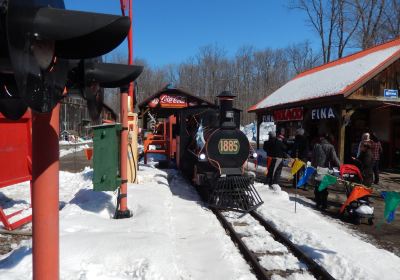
[
  {"xmin": 273, "ymin": 107, "xmax": 303, "ymax": 122},
  {"xmin": 149, "ymin": 94, "xmax": 188, "ymax": 108},
  {"xmin": 311, "ymin": 107, "xmax": 336, "ymax": 120},
  {"xmin": 384, "ymin": 89, "xmax": 398, "ymax": 99}
]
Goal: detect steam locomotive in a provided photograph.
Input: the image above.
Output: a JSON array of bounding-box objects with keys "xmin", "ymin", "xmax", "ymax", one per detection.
[{"xmin": 176, "ymin": 91, "xmax": 263, "ymax": 212}]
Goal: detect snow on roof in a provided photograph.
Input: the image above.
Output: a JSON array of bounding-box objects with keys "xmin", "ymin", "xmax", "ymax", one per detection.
[{"xmin": 249, "ymin": 38, "xmax": 400, "ymax": 112}]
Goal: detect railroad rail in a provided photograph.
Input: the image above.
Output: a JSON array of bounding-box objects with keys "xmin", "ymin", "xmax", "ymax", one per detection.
[{"xmin": 212, "ymin": 209, "xmax": 336, "ymax": 280}]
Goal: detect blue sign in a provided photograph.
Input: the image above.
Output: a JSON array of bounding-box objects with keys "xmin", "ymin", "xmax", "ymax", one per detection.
[{"xmin": 384, "ymin": 89, "xmax": 398, "ymax": 99}]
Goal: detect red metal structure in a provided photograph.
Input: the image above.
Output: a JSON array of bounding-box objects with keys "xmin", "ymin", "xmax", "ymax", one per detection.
[
  {"xmin": 32, "ymin": 105, "xmax": 60, "ymax": 280},
  {"xmin": 143, "ymin": 115, "xmax": 176, "ymax": 164},
  {"xmin": 139, "ymin": 88, "xmax": 214, "ymax": 164},
  {"xmin": 0, "ymin": 111, "xmax": 33, "ymax": 230}
]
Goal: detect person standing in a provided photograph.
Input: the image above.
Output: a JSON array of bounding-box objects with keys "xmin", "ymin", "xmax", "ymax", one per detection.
[
  {"xmin": 357, "ymin": 132, "xmax": 371, "ymax": 157},
  {"xmin": 357, "ymin": 142, "xmax": 374, "ymax": 187},
  {"xmin": 263, "ymin": 131, "xmax": 287, "ymax": 188},
  {"xmin": 311, "ymin": 135, "xmax": 340, "ymax": 210},
  {"xmin": 370, "ymin": 133, "xmax": 382, "ymax": 184},
  {"xmin": 291, "ymin": 128, "xmax": 308, "ymax": 188},
  {"xmin": 312, "ymin": 135, "xmax": 340, "ymax": 168}
]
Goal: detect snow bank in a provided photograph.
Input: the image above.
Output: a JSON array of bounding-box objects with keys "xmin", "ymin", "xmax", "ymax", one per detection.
[
  {"xmin": 60, "ymin": 144, "xmax": 90, "ymax": 158},
  {"xmin": 241, "ymin": 122, "xmax": 276, "ymax": 143},
  {"xmin": 0, "ymin": 166, "xmax": 255, "ymax": 280},
  {"xmin": 254, "ymin": 182, "xmax": 400, "ymax": 280},
  {"xmin": 2, "ymin": 166, "xmax": 400, "ymax": 279}
]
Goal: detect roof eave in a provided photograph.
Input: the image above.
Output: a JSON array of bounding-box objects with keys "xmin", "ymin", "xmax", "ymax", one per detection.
[{"xmin": 248, "ymin": 94, "xmax": 346, "ymax": 113}]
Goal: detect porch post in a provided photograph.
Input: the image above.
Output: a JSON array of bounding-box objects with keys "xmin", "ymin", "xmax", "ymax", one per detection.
[
  {"xmin": 338, "ymin": 106, "xmax": 346, "ymax": 163},
  {"xmin": 256, "ymin": 113, "xmax": 261, "ymax": 149}
]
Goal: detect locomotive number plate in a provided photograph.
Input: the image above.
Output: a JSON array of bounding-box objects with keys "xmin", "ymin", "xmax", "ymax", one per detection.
[{"xmin": 218, "ymin": 139, "xmax": 240, "ymax": 154}]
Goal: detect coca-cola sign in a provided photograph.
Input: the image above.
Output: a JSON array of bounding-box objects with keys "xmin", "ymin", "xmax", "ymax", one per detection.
[
  {"xmin": 159, "ymin": 94, "xmax": 187, "ymax": 108},
  {"xmin": 148, "ymin": 98, "xmax": 159, "ymax": 108}
]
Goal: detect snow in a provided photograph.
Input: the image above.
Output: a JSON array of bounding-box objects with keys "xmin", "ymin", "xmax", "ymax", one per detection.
[
  {"xmin": 259, "ymin": 254, "xmax": 304, "ymax": 271},
  {"xmin": 254, "ymin": 182, "xmax": 400, "ymax": 279},
  {"xmin": 60, "ymin": 144, "xmax": 90, "ymax": 158},
  {"xmin": 0, "ymin": 166, "xmax": 254, "ymax": 280},
  {"xmin": 253, "ymin": 44, "xmax": 400, "ymax": 110},
  {"xmin": 59, "ymin": 139, "xmax": 92, "ymax": 146},
  {"xmin": 1, "ymin": 165, "xmax": 400, "ymax": 279},
  {"xmin": 241, "ymin": 122, "xmax": 276, "ymax": 143}
]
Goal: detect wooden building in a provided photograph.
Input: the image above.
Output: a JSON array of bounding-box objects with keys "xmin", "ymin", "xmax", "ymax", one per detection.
[{"xmin": 249, "ymin": 38, "xmax": 400, "ymax": 169}]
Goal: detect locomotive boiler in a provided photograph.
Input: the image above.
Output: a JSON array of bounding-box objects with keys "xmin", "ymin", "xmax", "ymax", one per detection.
[{"xmin": 176, "ymin": 91, "xmax": 263, "ymax": 213}]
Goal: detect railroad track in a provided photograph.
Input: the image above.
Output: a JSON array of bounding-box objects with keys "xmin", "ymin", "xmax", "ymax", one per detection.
[{"xmin": 212, "ymin": 209, "xmax": 335, "ymax": 280}]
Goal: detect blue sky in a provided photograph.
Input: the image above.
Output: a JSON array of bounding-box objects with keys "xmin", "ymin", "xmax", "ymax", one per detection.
[{"xmin": 65, "ymin": 1, "xmax": 318, "ymax": 67}]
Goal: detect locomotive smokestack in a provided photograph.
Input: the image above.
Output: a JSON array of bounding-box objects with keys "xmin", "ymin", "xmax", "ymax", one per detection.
[{"xmin": 217, "ymin": 91, "xmax": 236, "ymax": 128}]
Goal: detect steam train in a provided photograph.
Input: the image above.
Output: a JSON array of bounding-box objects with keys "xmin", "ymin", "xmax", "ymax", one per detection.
[{"xmin": 176, "ymin": 91, "xmax": 263, "ymax": 212}]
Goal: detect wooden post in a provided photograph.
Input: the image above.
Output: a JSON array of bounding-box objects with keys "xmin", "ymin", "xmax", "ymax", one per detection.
[
  {"xmin": 256, "ymin": 113, "xmax": 261, "ymax": 150},
  {"xmin": 338, "ymin": 106, "xmax": 346, "ymax": 163}
]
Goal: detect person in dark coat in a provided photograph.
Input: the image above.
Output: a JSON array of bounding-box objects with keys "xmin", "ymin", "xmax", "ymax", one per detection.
[
  {"xmin": 311, "ymin": 135, "xmax": 340, "ymax": 210},
  {"xmin": 291, "ymin": 128, "xmax": 308, "ymax": 188},
  {"xmin": 311, "ymin": 135, "xmax": 340, "ymax": 168},
  {"xmin": 356, "ymin": 142, "xmax": 374, "ymax": 187},
  {"xmin": 263, "ymin": 131, "xmax": 287, "ymax": 187},
  {"xmin": 370, "ymin": 133, "xmax": 382, "ymax": 184}
]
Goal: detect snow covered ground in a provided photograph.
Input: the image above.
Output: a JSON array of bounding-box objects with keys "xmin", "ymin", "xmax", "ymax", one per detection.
[
  {"xmin": 59, "ymin": 144, "xmax": 90, "ymax": 158},
  {"xmin": 241, "ymin": 122, "xmax": 276, "ymax": 143},
  {"xmin": 59, "ymin": 139, "xmax": 92, "ymax": 157},
  {"xmin": 1, "ymin": 164, "xmax": 400, "ymax": 279}
]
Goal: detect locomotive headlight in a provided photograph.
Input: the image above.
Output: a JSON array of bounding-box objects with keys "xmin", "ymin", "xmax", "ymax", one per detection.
[
  {"xmin": 199, "ymin": 153, "xmax": 206, "ymax": 160},
  {"xmin": 252, "ymin": 152, "xmax": 258, "ymax": 158}
]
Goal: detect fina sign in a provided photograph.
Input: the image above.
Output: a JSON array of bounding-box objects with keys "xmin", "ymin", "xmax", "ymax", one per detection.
[
  {"xmin": 384, "ymin": 89, "xmax": 398, "ymax": 99},
  {"xmin": 311, "ymin": 107, "xmax": 336, "ymax": 120},
  {"xmin": 262, "ymin": 114, "xmax": 274, "ymax": 122}
]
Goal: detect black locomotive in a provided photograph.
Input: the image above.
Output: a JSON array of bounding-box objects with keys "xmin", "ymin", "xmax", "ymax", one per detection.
[{"xmin": 176, "ymin": 91, "xmax": 263, "ymax": 212}]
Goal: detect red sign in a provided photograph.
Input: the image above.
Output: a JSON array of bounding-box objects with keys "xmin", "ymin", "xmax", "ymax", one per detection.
[
  {"xmin": 273, "ymin": 107, "xmax": 303, "ymax": 122},
  {"xmin": 159, "ymin": 94, "xmax": 187, "ymax": 108},
  {"xmin": 0, "ymin": 112, "xmax": 32, "ymax": 188}
]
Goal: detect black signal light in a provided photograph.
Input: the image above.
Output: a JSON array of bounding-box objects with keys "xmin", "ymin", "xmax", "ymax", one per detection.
[
  {"xmin": 0, "ymin": 0, "xmax": 132, "ymax": 116},
  {"xmin": 66, "ymin": 59, "xmax": 143, "ymax": 120}
]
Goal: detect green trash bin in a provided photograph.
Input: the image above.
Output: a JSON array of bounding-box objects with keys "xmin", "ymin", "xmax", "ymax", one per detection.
[{"xmin": 92, "ymin": 123, "xmax": 121, "ymax": 191}]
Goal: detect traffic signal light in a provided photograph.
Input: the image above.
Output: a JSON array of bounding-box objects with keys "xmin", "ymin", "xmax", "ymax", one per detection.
[
  {"xmin": 67, "ymin": 59, "xmax": 143, "ymax": 120},
  {"xmin": 0, "ymin": 0, "xmax": 135, "ymax": 119}
]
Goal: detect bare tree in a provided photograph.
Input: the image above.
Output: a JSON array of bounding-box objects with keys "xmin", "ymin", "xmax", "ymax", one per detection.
[
  {"xmin": 336, "ymin": 0, "xmax": 361, "ymax": 57},
  {"xmin": 353, "ymin": 0, "xmax": 386, "ymax": 49},
  {"xmin": 291, "ymin": 0, "xmax": 340, "ymax": 63},
  {"xmin": 286, "ymin": 41, "xmax": 321, "ymax": 74},
  {"xmin": 381, "ymin": 0, "xmax": 400, "ymax": 39}
]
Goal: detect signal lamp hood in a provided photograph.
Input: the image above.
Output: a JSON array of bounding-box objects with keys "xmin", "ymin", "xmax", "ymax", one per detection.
[
  {"xmin": 84, "ymin": 62, "xmax": 143, "ymax": 88},
  {"xmin": 34, "ymin": 8, "xmax": 131, "ymax": 59}
]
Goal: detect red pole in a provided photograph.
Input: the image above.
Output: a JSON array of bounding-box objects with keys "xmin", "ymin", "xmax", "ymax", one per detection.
[
  {"xmin": 128, "ymin": 0, "xmax": 134, "ymax": 112},
  {"xmin": 32, "ymin": 104, "xmax": 60, "ymax": 280},
  {"xmin": 118, "ymin": 89, "xmax": 130, "ymax": 216}
]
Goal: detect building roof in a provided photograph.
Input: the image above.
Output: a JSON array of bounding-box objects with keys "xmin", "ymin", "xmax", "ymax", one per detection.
[
  {"xmin": 248, "ymin": 37, "xmax": 400, "ymax": 112},
  {"xmin": 138, "ymin": 87, "xmax": 214, "ymax": 110}
]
